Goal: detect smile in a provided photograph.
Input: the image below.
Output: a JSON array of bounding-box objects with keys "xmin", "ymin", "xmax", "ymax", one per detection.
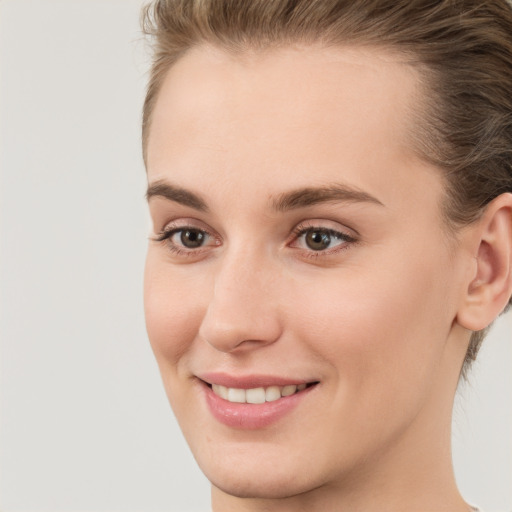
[
  {"xmin": 211, "ymin": 383, "xmax": 308, "ymax": 404},
  {"xmin": 200, "ymin": 376, "xmax": 319, "ymax": 429}
]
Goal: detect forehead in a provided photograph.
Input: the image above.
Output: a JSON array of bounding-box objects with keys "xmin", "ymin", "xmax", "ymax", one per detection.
[{"xmin": 146, "ymin": 44, "xmax": 439, "ymax": 211}]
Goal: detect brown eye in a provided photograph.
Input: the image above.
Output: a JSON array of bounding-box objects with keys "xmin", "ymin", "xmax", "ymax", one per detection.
[
  {"xmin": 154, "ymin": 223, "xmax": 219, "ymax": 257},
  {"xmin": 180, "ymin": 229, "xmax": 206, "ymax": 248},
  {"xmin": 305, "ymin": 230, "xmax": 333, "ymax": 251},
  {"xmin": 290, "ymin": 225, "xmax": 355, "ymax": 255}
]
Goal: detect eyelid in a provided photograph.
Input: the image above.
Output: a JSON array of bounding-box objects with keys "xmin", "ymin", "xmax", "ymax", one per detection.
[
  {"xmin": 152, "ymin": 217, "xmax": 214, "ymax": 238},
  {"xmin": 291, "ymin": 219, "xmax": 358, "ymax": 239}
]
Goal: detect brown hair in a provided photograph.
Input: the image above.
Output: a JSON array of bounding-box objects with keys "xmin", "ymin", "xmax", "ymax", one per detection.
[{"xmin": 141, "ymin": 0, "xmax": 512, "ymax": 377}]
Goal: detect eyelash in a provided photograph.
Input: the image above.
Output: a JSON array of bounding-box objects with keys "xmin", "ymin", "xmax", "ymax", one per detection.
[{"xmin": 152, "ymin": 222, "xmax": 357, "ymax": 259}]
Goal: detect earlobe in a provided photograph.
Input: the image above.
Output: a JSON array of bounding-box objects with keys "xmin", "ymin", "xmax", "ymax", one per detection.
[{"xmin": 456, "ymin": 193, "xmax": 512, "ymax": 332}]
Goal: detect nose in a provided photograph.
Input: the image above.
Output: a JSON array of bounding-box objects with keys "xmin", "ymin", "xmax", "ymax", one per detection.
[{"xmin": 198, "ymin": 248, "xmax": 283, "ymax": 353}]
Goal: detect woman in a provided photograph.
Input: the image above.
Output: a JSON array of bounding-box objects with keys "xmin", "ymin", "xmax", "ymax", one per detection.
[{"xmin": 141, "ymin": 1, "xmax": 512, "ymax": 510}]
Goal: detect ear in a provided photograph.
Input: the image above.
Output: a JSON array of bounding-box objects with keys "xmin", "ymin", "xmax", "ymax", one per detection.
[{"xmin": 456, "ymin": 193, "xmax": 512, "ymax": 332}]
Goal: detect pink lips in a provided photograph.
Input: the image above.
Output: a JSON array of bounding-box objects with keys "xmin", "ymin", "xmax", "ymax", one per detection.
[
  {"xmin": 199, "ymin": 372, "xmax": 311, "ymax": 389},
  {"xmin": 198, "ymin": 373, "xmax": 317, "ymax": 429}
]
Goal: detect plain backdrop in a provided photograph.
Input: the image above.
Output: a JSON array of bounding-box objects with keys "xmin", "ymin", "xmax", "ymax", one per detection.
[{"xmin": 0, "ymin": 1, "xmax": 510, "ymax": 511}]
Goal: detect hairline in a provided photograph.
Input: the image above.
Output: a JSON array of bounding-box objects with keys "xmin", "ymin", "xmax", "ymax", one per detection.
[{"xmin": 142, "ymin": 39, "xmax": 428, "ymax": 163}]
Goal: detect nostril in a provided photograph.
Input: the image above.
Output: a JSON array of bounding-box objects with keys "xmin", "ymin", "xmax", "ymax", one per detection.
[{"xmin": 198, "ymin": 286, "xmax": 283, "ymax": 353}]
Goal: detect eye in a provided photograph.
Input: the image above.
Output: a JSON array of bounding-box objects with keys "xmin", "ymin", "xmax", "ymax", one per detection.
[
  {"xmin": 174, "ymin": 228, "xmax": 208, "ymax": 248},
  {"xmin": 290, "ymin": 224, "xmax": 356, "ymax": 254},
  {"xmin": 152, "ymin": 222, "xmax": 219, "ymax": 256},
  {"xmin": 304, "ymin": 229, "xmax": 337, "ymax": 251}
]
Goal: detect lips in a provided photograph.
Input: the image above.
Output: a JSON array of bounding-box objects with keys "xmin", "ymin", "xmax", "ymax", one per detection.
[{"xmin": 197, "ymin": 373, "xmax": 319, "ymax": 429}]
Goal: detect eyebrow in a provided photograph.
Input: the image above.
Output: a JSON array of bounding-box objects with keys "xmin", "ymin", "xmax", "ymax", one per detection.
[
  {"xmin": 272, "ymin": 184, "xmax": 384, "ymax": 211},
  {"xmin": 146, "ymin": 181, "xmax": 209, "ymax": 212},
  {"xmin": 146, "ymin": 180, "xmax": 384, "ymax": 212}
]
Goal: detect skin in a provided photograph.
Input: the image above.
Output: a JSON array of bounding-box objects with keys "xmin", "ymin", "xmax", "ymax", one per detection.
[{"xmin": 144, "ymin": 44, "xmax": 512, "ymax": 511}]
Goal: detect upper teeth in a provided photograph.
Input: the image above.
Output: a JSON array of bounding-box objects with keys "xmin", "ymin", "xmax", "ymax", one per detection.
[{"xmin": 212, "ymin": 383, "xmax": 307, "ymax": 404}]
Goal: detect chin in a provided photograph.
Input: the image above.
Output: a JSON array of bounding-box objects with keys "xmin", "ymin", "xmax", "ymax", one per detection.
[
  {"xmin": 208, "ymin": 470, "xmax": 318, "ymax": 500},
  {"xmin": 199, "ymin": 453, "xmax": 324, "ymax": 500}
]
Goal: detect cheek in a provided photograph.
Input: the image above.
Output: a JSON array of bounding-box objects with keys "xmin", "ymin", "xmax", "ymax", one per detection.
[
  {"xmin": 287, "ymin": 244, "xmax": 456, "ymax": 395},
  {"xmin": 143, "ymin": 253, "xmax": 206, "ymax": 372}
]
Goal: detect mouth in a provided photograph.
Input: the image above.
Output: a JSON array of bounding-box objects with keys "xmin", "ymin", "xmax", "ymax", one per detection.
[
  {"xmin": 197, "ymin": 374, "xmax": 319, "ymax": 428},
  {"xmin": 207, "ymin": 382, "xmax": 317, "ymax": 404},
  {"xmin": 196, "ymin": 373, "xmax": 320, "ymax": 428}
]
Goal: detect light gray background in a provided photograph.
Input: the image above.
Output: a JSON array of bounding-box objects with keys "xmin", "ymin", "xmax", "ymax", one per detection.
[{"xmin": 0, "ymin": 1, "xmax": 510, "ymax": 511}]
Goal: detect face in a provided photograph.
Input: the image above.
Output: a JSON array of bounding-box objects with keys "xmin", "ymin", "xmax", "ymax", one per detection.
[{"xmin": 144, "ymin": 45, "xmax": 470, "ymax": 502}]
